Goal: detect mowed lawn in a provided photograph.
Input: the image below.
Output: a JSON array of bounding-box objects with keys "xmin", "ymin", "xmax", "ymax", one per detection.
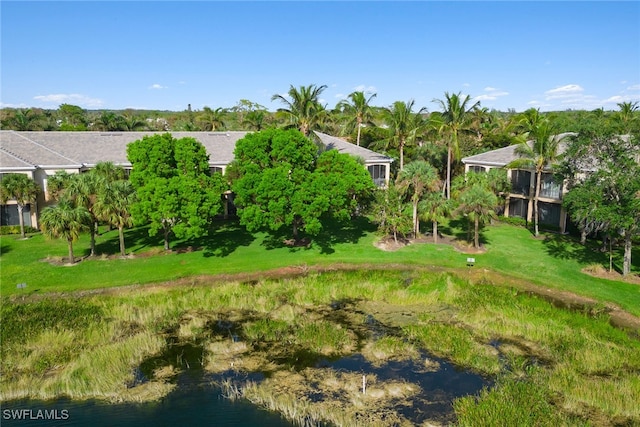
[{"xmin": 1, "ymin": 218, "xmax": 639, "ymax": 316}]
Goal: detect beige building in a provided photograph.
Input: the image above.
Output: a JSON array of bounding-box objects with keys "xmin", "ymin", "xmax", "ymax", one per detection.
[{"xmin": 0, "ymin": 131, "xmax": 392, "ymax": 228}]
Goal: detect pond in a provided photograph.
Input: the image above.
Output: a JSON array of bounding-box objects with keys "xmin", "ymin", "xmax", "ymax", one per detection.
[{"xmin": 2, "ymin": 345, "xmax": 490, "ymax": 427}]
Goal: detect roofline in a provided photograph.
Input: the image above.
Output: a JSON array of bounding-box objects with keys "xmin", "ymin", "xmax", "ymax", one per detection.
[
  {"xmin": 0, "ymin": 166, "xmax": 37, "ymax": 171},
  {"xmin": 461, "ymin": 159, "xmax": 507, "ymax": 167},
  {"xmin": 37, "ymin": 164, "xmax": 84, "ymax": 169}
]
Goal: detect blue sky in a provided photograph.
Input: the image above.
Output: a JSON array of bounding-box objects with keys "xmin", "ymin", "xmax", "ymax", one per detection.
[{"xmin": 1, "ymin": 1, "xmax": 639, "ymax": 113}]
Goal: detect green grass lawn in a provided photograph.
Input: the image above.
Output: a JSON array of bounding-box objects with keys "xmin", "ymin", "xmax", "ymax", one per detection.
[{"xmin": 1, "ymin": 218, "xmax": 638, "ymax": 315}]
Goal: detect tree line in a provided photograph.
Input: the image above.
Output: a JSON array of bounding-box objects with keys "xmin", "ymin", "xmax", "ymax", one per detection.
[{"xmin": 1, "ymin": 85, "xmax": 638, "ymax": 274}]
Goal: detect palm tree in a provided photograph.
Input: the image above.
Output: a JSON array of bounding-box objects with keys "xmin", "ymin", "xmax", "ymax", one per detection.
[
  {"xmin": 198, "ymin": 106, "xmax": 227, "ymax": 131},
  {"xmin": 46, "ymin": 171, "xmax": 74, "ymax": 202},
  {"xmin": 338, "ymin": 91, "xmax": 377, "ymax": 146},
  {"xmin": 271, "ymin": 84, "xmax": 327, "ymax": 136},
  {"xmin": 94, "ymin": 180, "xmax": 135, "ymax": 256},
  {"xmin": 616, "ymin": 101, "xmax": 639, "ymax": 133},
  {"xmin": 121, "ymin": 113, "xmax": 147, "ymax": 131},
  {"xmin": 40, "ymin": 200, "xmax": 91, "ymax": 264},
  {"xmin": 7, "ymin": 108, "xmax": 42, "ymax": 131},
  {"xmin": 507, "ymin": 119, "xmax": 569, "ymax": 237},
  {"xmin": 381, "ymin": 100, "xmax": 426, "ymax": 171},
  {"xmin": 456, "ymin": 184, "xmax": 498, "ymax": 248},
  {"xmin": 432, "ymin": 92, "xmax": 480, "ymax": 199},
  {"xmin": 0, "ymin": 174, "xmax": 40, "ymax": 238},
  {"xmin": 419, "ymin": 193, "xmax": 452, "ymax": 244},
  {"xmin": 64, "ymin": 173, "xmax": 101, "ymax": 256},
  {"xmin": 396, "ymin": 161, "xmax": 440, "ymax": 238},
  {"xmin": 242, "ymin": 110, "xmax": 268, "ymax": 131}
]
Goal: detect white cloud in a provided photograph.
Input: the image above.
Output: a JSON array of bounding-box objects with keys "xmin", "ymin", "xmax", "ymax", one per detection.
[
  {"xmin": 475, "ymin": 87, "xmax": 509, "ymax": 102},
  {"xmin": 544, "ymin": 84, "xmax": 584, "ymax": 99},
  {"xmin": 149, "ymin": 83, "xmax": 167, "ymax": 90},
  {"xmin": 33, "ymin": 93, "xmax": 104, "ymax": 108},
  {"xmin": 334, "ymin": 93, "xmax": 346, "ymax": 99},
  {"xmin": 627, "ymin": 84, "xmax": 640, "ymax": 91},
  {"xmin": 353, "ymin": 85, "xmax": 377, "ymax": 94},
  {"xmin": 463, "ymin": 83, "xmax": 471, "ymax": 87}
]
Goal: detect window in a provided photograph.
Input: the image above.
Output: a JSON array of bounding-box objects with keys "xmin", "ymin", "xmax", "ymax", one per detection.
[
  {"xmin": 511, "ymin": 170, "xmax": 531, "ymax": 196},
  {"xmin": 539, "ymin": 173, "xmax": 562, "ymax": 199},
  {"xmin": 0, "ymin": 204, "xmax": 32, "ymax": 227},
  {"xmin": 210, "ymin": 167, "xmax": 223, "ymax": 175},
  {"xmin": 469, "ymin": 165, "xmax": 486, "ymax": 173},
  {"xmin": 508, "ymin": 198, "xmax": 528, "ymax": 220},
  {"xmin": 367, "ymin": 164, "xmax": 387, "ymax": 187},
  {"xmin": 538, "ymin": 202, "xmax": 561, "ymax": 226}
]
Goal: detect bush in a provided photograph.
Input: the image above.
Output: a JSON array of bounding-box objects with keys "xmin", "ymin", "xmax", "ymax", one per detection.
[
  {"xmin": 0, "ymin": 225, "xmax": 39, "ymax": 235},
  {"xmin": 497, "ymin": 216, "xmax": 527, "ymax": 227}
]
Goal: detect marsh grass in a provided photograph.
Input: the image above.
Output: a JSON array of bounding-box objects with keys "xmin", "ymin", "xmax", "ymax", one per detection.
[
  {"xmin": 238, "ymin": 369, "xmax": 418, "ymax": 427},
  {"xmin": 2, "ymin": 270, "xmax": 639, "ymax": 424}
]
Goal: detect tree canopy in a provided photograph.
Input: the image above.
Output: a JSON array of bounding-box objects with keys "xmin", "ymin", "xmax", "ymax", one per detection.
[
  {"xmin": 230, "ymin": 128, "xmax": 374, "ymax": 240},
  {"xmin": 127, "ymin": 133, "xmax": 225, "ymax": 250}
]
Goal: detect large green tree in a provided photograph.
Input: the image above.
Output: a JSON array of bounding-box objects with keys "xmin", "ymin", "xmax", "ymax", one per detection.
[
  {"xmin": 231, "ymin": 128, "xmax": 373, "ymax": 240},
  {"xmin": 432, "ymin": 92, "xmax": 480, "ymax": 199},
  {"xmin": 561, "ymin": 121, "xmax": 640, "ymax": 275},
  {"xmin": 0, "ymin": 174, "xmax": 40, "ymax": 238},
  {"xmin": 372, "ymin": 183, "xmax": 413, "ymax": 244},
  {"xmin": 127, "ymin": 133, "xmax": 225, "ymax": 250},
  {"xmin": 271, "ymin": 84, "xmax": 327, "ymax": 137}
]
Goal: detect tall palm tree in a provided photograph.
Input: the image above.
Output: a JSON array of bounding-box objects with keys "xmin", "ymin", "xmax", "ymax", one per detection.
[
  {"xmin": 507, "ymin": 119, "xmax": 569, "ymax": 237},
  {"xmin": 456, "ymin": 184, "xmax": 498, "ymax": 248},
  {"xmin": 0, "ymin": 174, "xmax": 40, "ymax": 238},
  {"xmin": 271, "ymin": 84, "xmax": 327, "ymax": 136},
  {"xmin": 40, "ymin": 200, "xmax": 91, "ymax": 264},
  {"xmin": 432, "ymin": 92, "xmax": 480, "ymax": 199},
  {"xmin": 198, "ymin": 106, "xmax": 227, "ymax": 131},
  {"xmin": 64, "ymin": 173, "xmax": 101, "ymax": 256},
  {"xmin": 7, "ymin": 108, "xmax": 42, "ymax": 131},
  {"xmin": 381, "ymin": 100, "xmax": 426, "ymax": 171},
  {"xmin": 396, "ymin": 161, "xmax": 440, "ymax": 238},
  {"xmin": 338, "ymin": 91, "xmax": 377, "ymax": 146},
  {"xmin": 94, "ymin": 180, "xmax": 135, "ymax": 256}
]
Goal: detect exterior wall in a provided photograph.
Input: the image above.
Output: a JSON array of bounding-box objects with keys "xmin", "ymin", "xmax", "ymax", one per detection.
[{"xmin": 464, "ymin": 164, "xmax": 568, "ymax": 232}]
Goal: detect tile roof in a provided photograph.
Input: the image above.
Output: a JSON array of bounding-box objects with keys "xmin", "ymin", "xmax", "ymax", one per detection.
[
  {"xmin": 0, "ymin": 130, "xmax": 392, "ymax": 170},
  {"xmin": 461, "ymin": 133, "xmax": 577, "ymax": 168},
  {"xmin": 313, "ymin": 132, "xmax": 393, "ymax": 164}
]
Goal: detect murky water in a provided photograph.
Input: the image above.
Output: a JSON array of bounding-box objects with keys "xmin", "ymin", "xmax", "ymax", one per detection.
[{"xmin": 2, "ymin": 306, "xmax": 492, "ymax": 426}]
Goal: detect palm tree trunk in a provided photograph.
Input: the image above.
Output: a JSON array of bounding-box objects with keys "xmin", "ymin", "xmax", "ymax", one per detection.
[
  {"xmin": 399, "ymin": 138, "xmax": 405, "ymax": 171},
  {"xmin": 17, "ymin": 204, "xmax": 25, "ymax": 239},
  {"xmin": 89, "ymin": 221, "xmax": 97, "ymax": 256},
  {"xmin": 118, "ymin": 226, "xmax": 126, "ymax": 257},
  {"xmin": 356, "ymin": 120, "xmax": 362, "ymax": 146},
  {"xmin": 412, "ymin": 201, "xmax": 418, "ymax": 238},
  {"xmin": 534, "ymin": 170, "xmax": 541, "ymax": 237},
  {"xmin": 446, "ymin": 146, "xmax": 452, "ymax": 200},
  {"xmin": 433, "ymin": 221, "xmax": 438, "ymax": 244},
  {"xmin": 623, "ymin": 232, "xmax": 632, "ymax": 276},
  {"xmin": 163, "ymin": 227, "xmax": 170, "ymax": 251},
  {"xmin": 68, "ymin": 239, "xmax": 75, "ymax": 264},
  {"xmin": 474, "ymin": 216, "xmax": 479, "ymax": 248}
]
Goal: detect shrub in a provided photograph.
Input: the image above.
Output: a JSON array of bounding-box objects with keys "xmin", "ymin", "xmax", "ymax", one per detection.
[{"xmin": 0, "ymin": 225, "xmax": 39, "ymax": 235}]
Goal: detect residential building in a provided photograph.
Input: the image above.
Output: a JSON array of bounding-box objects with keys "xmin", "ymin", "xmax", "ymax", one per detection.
[
  {"xmin": 461, "ymin": 140, "xmax": 570, "ymax": 232},
  {"xmin": 0, "ymin": 130, "xmax": 392, "ymax": 228}
]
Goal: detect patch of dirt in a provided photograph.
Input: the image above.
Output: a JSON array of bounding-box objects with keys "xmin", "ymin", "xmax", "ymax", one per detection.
[{"xmin": 581, "ymin": 267, "xmax": 640, "ymax": 285}]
